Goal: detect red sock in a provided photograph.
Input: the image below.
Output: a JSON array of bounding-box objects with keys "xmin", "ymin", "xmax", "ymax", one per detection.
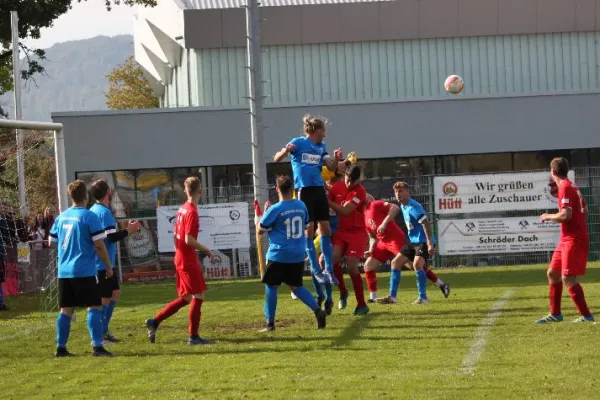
[
  {"xmin": 334, "ymin": 263, "xmax": 347, "ymax": 293},
  {"xmin": 568, "ymin": 283, "xmax": 592, "ymax": 317},
  {"xmin": 189, "ymin": 298, "xmax": 203, "ymax": 337},
  {"xmin": 425, "ymin": 267, "xmax": 439, "ymax": 283},
  {"xmin": 549, "ymin": 281, "xmax": 563, "ymax": 315},
  {"xmin": 155, "ymin": 297, "xmax": 189, "ymax": 324},
  {"xmin": 365, "ymin": 270, "xmax": 377, "ymax": 293},
  {"xmin": 350, "ymin": 272, "xmax": 366, "ymax": 308}
]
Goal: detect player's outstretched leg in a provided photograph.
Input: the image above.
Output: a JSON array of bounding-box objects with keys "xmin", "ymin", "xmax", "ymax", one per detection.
[
  {"xmin": 188, "ymin": 295, "xmax": 212, "ymax": 345},
  {"xmin": 424, "ymin": 266, "xmax": 450, "ymax": 298},
  {"xmin": 88, "ymin": 307, "xmax": 113, "ymax": 357},
  {"xmin": 261, "ymin": 285, "xmax": 278, "ymax": 331},
  {"xmin": 145, "ymin": 297, "xmax": 189, "ymax": 343},
  {"xmin": 291, "ymin": 286, "xmax": 326, "ymax": 329},
  {"xmin": 55, "ymin": 310, "xmax": 74, "ymax": 357}
]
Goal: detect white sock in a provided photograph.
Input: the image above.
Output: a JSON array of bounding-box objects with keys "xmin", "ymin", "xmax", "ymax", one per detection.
[
  {"xmin": 370, "ymin": 291, "xmax": 377, "ymax": 300},
  {"xmin": 435, "ymin": 279, "xmax": 444, "ymax": 288}
]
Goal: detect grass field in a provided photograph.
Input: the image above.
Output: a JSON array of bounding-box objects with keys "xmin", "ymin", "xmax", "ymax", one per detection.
[{"xmin": 1, "ymin": 264, "xmax": 599, "ymax": 399}]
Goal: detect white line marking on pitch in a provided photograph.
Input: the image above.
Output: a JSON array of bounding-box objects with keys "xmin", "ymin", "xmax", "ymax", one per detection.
[{"xmin": 460, "ymin": 289, "xmax": 515, "ymax": 375}]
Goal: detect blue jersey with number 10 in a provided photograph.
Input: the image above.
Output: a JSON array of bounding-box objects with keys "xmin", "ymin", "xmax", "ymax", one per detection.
[
  {"xmin": 49, "ymin": 207, "xmax": 107, "ymax": 279},
  {"xmin": 260, "ymin": 199, "xmax": 309, "ymax": 263},
  {"xmin": 288, "ymin": 136, "xmax": 329, "ymax": 189}
]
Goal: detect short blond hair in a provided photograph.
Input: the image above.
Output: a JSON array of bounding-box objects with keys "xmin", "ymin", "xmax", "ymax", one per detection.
[
  {"xmin": 184, "ymin": 176, "xmax": 201, "ymax": 195},
  {"xmin": 393, "ymin": 181, "xmax": 409, "ymax": 190}
]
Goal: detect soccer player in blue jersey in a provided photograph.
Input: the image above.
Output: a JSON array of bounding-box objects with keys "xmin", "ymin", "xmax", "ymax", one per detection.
[
  {"xmin": 49, "ymin": 180, "xmax": 115, "ymax": 357},
  {"xmin": 90, "ymin": 180, "xmax": 141, "ymax": 343},
  {"xmin": 393, "ymin": 181, "xmax": 437, "ymax": 304},
  {"xmin": 273, "ymin": 115, "xmax": 346, "ymax": 289},
  {"xmin": 257, "ymin": 175, "xmax": 326, "ymax": 331}
]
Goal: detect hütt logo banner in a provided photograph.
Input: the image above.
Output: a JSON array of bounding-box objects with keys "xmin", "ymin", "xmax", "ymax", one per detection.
[{"xmin": 434, "ymin": 171, "xmax": 575, "ymax": 214}]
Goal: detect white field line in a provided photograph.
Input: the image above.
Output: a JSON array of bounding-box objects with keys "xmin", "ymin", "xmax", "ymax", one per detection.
[{"xmin": 460, "ymin": 289, "xmax": 515, "ymax": 375}]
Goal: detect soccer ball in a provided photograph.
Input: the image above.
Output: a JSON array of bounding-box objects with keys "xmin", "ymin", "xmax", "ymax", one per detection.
[{"xmin": 444, "ymin": 75, "xmax": 464, "ymax": 94}]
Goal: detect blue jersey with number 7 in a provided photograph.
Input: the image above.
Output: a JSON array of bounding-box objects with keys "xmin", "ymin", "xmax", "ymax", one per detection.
[
  {"xmin": 49, "ymin": 207, "xmax": 107, "ymax": 278},
  {"xmin": 260, "ymin": 199, "xmax": 309, "ymax": 263}
]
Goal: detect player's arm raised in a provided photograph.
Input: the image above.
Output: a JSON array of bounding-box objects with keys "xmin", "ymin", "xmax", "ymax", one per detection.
[
  {"xmin": 274, "ymin": 143, "xmax": 296, "ymax": 162},
  {"xmin": 329, "ymin": 198, "xmax": 358, "ymax": 217},
  {"xmin": 106, "ymin": 221, "xmax": 141, "ymax": 243},
  {"xmin": 322, "ymin": 148, "xmax": 345, "ymax": 173}
]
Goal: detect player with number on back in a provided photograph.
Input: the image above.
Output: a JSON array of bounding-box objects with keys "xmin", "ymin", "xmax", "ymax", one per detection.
[
  {"xmin": 536, "ymin": 157, "xmax": 595, "ymax": 323},
  {"xmin": 393, "ymin": 182, "xmax": 436, "ymax": 304},
  {"xmin": 273, "ymin": 115, "xmax": 347, "ymax": 289},
  {"xmin": 258, "ymin": 175, "xmax": 327, "ymax": 331},
  {"xmin": 49, "ymin": 180, "xmax": 115, "ymax": 357},
  {"xmin": 90, "ymin": 179, "xmax": 141, "ymax": 344},
  {"xmin": 145, "ymin": 177, "xmax": 216, "ymax": 345}
]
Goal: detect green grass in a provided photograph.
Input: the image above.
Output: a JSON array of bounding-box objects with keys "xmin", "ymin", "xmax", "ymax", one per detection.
[{"xmin": 1, "ymin": 264, "xmax": 599, "ymax": 399}]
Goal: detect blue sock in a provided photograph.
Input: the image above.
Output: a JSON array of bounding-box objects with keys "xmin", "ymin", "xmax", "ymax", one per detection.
[
  {"xmin": 87, "ymin": 309, "xmax": 104, "ymax": 347},
  {"xmin": 312, "ymin": 275, "xmax": 325, "ymax": 299},
  {"xmin": 324, "ymin": 282, "xmax": 333, "ymax": 302},
  {"xmin": 264, "ymin": 285, "xmax": 278, "ymax": 325},
  {"xmin": 390, "ymin": 269, "xmax": 401, "ymax": 298},
  {"xmin": 416, "ymin": 269, "xmax": 427, "ymax": 299},
  {"xmin": 104, "ymin": 300, "xmax": 116, "ymax": 334},
  {"xmin": 306, "ymin": 240, "xmax": 321, "ymax": 276},
  {"xmin": 292, "ymin": 286, "xmax": 319, "ymax": 311},
  {"xmin": 320, "ymin": 235, "xmax": 334, "ymax": 272},
  {"xmin": 101, "ymin": 304, "xmax": 108, "ymax": 333},
  {"xmin": 56, "ymin": 313, "xmax": 72, "ymax": 349}
]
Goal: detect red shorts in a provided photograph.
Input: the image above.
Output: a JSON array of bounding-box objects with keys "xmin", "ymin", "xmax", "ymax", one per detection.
[
  {"xmin": 370, "ymin": 239, "xmax": 405, "ymax": 263},
  {"xmin": 549, "ymin": 240, "xmax": 589, "ymax": 276},
  {"xmin": 333, "ymin": 229, "xmax": 367, "ymax": 258},
  {"xmin": 176, "ymin": 264, "xmax": 207, "ymax": 297}
]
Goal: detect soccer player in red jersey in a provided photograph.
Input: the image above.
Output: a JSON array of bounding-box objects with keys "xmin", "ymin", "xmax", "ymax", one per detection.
[
  {"xmin": 328, "ymin": 165, "xmax": 369, "ymax": 315},
  {"xmin": 145, "ymin": 177, "xmax": 217, "ymax": 343},
  {"xmin": 363, "ymin": 194, "xmax": 407, "ymax": 304},
  {"xmin": 537, "ymin": 157, "xmax": 595, "ymax": 323}
]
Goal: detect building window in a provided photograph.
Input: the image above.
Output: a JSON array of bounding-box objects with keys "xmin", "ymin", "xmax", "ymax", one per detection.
[
  {"xmin": 590, "ymin": 148, "xmax": 600, "ymax": 166},
  {"xmin": 435, "ymin": 156, "xmax": 458, "ymax": 175},
  {"xmin": 267, "ymin": 163, "xmax": 292, "ymax": 184},
  {"xmin": 570, "ymin": 149, "xmax": 589, "ymax": 167},
  {"xmin": 76, "ymin": 170, "xmax": 137, "ymax": 218},
  {"xmin": 514, "ymin": 150, "xmax": 570, "ymax": 171},
  {"xmin": 136, "ymin": 169, "xmax": 172, "ymax": 213},
  {"xmin": 456, "ymin": 153, "xmax": 512, "ymax": 173}
]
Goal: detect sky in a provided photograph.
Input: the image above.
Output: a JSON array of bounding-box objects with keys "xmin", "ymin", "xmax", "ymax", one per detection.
[{"xmin": 27, "ymin": 1, "xmax": 137, "ymax": 49}]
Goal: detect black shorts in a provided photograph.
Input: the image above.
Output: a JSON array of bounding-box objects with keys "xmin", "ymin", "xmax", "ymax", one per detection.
[
  {"xmin": 262, "ymin": 260, "xmax": 305, "ymax": 287},
  {"xmin": 58, "ymin": 277, "xmax": 102, "ymax": 308},
  {"xmin": 401, "ymin": 243, "xmax": 430, "ymax": 262},
  {"xmin": 297, "ymin": 186, "xmax": 330, "ymax": 223},
  {"xmin": 98, "ymin": 269, "xmax": 121, "ymax": 299}
]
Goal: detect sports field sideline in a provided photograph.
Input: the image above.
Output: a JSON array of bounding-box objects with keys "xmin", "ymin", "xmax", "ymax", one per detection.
[{"xmin": 1, "ymin": 264, "xmax": 598, "ymax": 399}]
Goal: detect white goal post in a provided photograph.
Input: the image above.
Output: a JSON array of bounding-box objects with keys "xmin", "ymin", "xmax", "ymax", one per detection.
[{"xmin": 0, "ymin": 118, "xmax": 68, "ymax": 212}]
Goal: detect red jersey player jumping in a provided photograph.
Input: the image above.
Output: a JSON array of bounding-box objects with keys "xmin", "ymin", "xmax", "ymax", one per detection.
[
  {"xmin": 536, "ymin": 157, "xmax": 595, "ymax": 323},
  {"xmin": 328, "ymin": 164, "xmax": 369, "ymax": 315},
  {"xmin": 145, "ymin": 177, "xmax": 217, "ymax": 343}
]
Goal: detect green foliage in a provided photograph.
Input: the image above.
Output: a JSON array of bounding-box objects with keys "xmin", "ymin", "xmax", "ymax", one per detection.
[
  {"xmin": 106, "ymin": 55, "xmax": 159, "ymax": 110},
  {"xmin": 0, "ymin": 0, "xmax": 157, "ymax": 117}
]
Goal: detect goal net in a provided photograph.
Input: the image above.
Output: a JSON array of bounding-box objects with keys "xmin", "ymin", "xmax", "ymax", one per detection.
[{"xmin": 0, "ymin": 119, "xmax": 65, "ymax": 312}]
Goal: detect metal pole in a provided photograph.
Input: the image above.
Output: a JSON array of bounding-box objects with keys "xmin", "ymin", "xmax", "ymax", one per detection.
[
  {"xmin": 11, "ymin": 11, "xmax": 27, "ymax": 217},
  {"xmin": 245, "ymin": 0, "xmax": 267, "ymax": 206},
  {"xmin": 53, "ymin": 129, "xmax": 69, "ymax": 212}
]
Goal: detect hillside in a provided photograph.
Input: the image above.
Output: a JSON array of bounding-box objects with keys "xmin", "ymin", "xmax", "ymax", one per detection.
[{"xmin": 1, "ymin": 35, "xmax": 133, "ymax": 121}]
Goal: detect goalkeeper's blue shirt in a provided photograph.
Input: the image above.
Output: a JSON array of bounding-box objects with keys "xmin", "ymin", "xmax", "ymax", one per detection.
[
  {"xmin": 260, "ymin": 199, "xmax": 309, "ymax": 263},
  {"xmin": 89, "ymin": 203, "xmax": 117, "ymax": 271},
  {"xmin": 287, "ymin": 136, "xmax": 329, "ymax": 189},
  {"xmin": 50, "ymin": 207, "xmax": 106, "ymax": 278}
]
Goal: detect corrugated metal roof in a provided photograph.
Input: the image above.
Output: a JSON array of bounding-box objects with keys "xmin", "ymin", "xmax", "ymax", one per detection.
[{"xmin": 182, "ymin": 0, "xmax": 392, "ymax": 10}]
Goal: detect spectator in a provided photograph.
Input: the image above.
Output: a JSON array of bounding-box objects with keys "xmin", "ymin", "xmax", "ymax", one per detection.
[
  {"xmin": 42, "ymin": 205, "xmax": 56, "ymax": 241},
  {"xmin": 0, "ymin": 204, "xmax": 11, "ymax": 311},
  {"xmin": 31, "ymin": 213, "xmax": 46, "ymax": 250}
]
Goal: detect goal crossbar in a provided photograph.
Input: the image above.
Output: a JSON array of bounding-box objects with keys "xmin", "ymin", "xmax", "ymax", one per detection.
[{"xmin": 0, "ymin": 118, "xmax": 68, "ymax": 213}]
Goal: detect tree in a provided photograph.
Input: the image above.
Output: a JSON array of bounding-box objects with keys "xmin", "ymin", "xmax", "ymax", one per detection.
[
  {"xmin": 105, "ymin": 55, "xmax": 159, "ymax": 110},
  {"xmin": 0, "ymin": 0, "xmax": 157, "ymax": 117}
]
